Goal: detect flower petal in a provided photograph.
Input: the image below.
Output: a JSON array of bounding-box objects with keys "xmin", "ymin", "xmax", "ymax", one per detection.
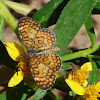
[
  {"xmin": 8, "ymin": 68, "xmax": 24, "ymax": 87},
  {"xmin": 83, "ymin": 80, "xmax": 88, "ymax": 87},
  {"xmin": 81, "ymin": 62, "xmax": 92, "ymax": 72},
  {"xmin": 95, "ymin": 81, "xmax": 100, "ymax": 92},
  {"xmin": 5, "ymin": 42, "xmax": 24, "ymax": 62},
  {"xmin": 68, "ymin": 72, "xmax": 73, "ymax": 79},
  {"xmin": 65, "ymin": 79, "xmax": 85, "ymax": 95}
]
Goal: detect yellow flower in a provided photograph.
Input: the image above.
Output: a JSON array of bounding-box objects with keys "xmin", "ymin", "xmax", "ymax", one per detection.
[
  {"xmin": 5, "ymin": 42, "xmax": 31, "ymax": 87},
  {"xmin": 5, "ymin": 42, "xmax": 25, "ymax": 62},
  {"xmin": 65, "ymin": 62, "xmax": 100, "ymax": 99},
  {"xmin": 65, "ymin": 79, "xmax": 100, "ymax": 100},
  {"xmin": 67, "ymin": 62, "xmax": 92, "ymax": 87}
]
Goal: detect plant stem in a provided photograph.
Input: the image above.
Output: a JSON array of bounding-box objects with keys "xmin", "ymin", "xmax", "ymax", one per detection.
[
  {"xmin": 88, "ymin": 55, "xmax": 100, "ymax": 59},
  {"xmin": 0, "ymin": 1, "xmax": 20, "ymax": 40},
  {"xmin": 61, "ymin": 45, "xmax": 100, "ymax": 61}
]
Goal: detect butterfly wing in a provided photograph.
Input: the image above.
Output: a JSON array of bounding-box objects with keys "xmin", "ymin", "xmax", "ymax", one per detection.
[
  {"xmin": 36, "ymin": 52, "xmax": 61, "ymax": 72},
  {"xmin": 30, "ymin": 57, "xmax": 55, "ymax": 90},
  {"xmin": 32, "ymin": 28, "xmax": 55, "ymax": 50},
  {"xmin": 18, "ymin": 17, "xmax": 61, "ymax": 90},
  {"xmin": 18, "ymin": 17, "xmax": 40, "ymax": 50}
]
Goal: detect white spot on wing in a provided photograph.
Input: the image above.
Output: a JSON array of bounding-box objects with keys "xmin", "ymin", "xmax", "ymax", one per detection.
[
  {"xmin": 34, "ymin": 77, "xmax": 40, "ymax": 81},
  {"xmin": 19, "ymin": 27, "xmax": 23, "ymax": 31},
  {"xmin": 20, "ymin": 35, "xmax": 22, "ymax": 39}
]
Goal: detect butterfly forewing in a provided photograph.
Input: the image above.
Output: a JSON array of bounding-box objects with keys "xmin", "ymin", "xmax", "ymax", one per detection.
[
  {"xmin": 32, "ymin": 28, "xmax": 55, "ymax": 50},
  {"xmin": 18, "ymin": 17, "xmax": 40, "ymax": 50}
]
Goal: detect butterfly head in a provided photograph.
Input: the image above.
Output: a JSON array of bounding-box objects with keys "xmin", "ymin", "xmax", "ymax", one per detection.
[{"xmin": 27, "ymin": 50, "xmax": 36, "ymax": 57}]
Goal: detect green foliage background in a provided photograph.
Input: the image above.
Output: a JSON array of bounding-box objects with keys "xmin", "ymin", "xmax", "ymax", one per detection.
[{"xmin": 0, "ymin": 0, "xmax": 100, "ymax": 99}]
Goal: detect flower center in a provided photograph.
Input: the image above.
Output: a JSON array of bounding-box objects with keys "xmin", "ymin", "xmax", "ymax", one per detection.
[
  {"xmin": 18, "ymin": 60, "xmax": 30, "ymax": 73},
  {"xmin": 70, "ymin": 69, "xmax": 88, "ymax": 86},
  {"xmin": 84, "ymin": 84, "xmax": 100, "ymax": 100}
]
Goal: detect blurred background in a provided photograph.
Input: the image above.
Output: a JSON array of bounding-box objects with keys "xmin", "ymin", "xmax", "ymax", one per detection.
[{"xmin": 1, "ymin": 0, "xmax": 100, "ymax": 99}]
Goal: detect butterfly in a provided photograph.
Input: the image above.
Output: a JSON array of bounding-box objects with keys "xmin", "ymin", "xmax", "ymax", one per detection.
[{"xmin": 18, "ymin": 17, "xmax": 61, "ymax": 90}]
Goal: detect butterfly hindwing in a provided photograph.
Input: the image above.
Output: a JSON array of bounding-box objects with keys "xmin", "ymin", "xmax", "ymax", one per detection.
[
  {"xmin": 36, "ymin": 52, "xmax": 61, "ymax": 72},
  {"xmin": 30, "ymin": 57, "xmax": 55, "ymax": 90}
]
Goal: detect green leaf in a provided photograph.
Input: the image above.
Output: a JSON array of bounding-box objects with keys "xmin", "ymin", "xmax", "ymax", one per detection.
[
  {"xmin": 0, "ymin": 15, "xmax": 4, "ymax": 41},
  {"xmin": 3, "ymin": 0, "xmax": 33, "ymax": 16},
  {"xmin": 70, "ymin": 57, "xmax": 89, "ymax": 67},
  {"xmin": 88, "ymin": 57, "xmax": 98, "ymax": 85},
  {"xmin": 32, "ymin": 0, "xmax": 68, "ymax": 28},
  {"xmin": 6, "ymin": 85, "xmax": 34, "ymax": 100},
  {"xmin": 69, "ymin": 91, "xmax": 76, "ymax": 97},
  {"xmin": 54, "ymin": 76, "xmax": 69, "ymax": 92},
  {"xmin": 69, "ymin": 91, "xmax": 77, "ymax": 100},
  {"xmin": 44, "ymin": 91, "xmax": 60, "ymax": 100},
  {"xmin": 32, "ymin": 88, "xmax": 47, "ymax": 100},
  {"xmin": 0, "ymin": 2, "xmax": 19, "ymax": 40},
  {"xmin": 54, "ymin": 0, "xmax": 96, "ymax": 55},
  {"xmin": 85, "ymin": 15, "xmax": 96, "ymax": 47},
  {"xmin": 61, "ymin": 62, "xmax": 72, "ymax": 70},
  {"xmin": 61, "ymin": 50, "xmax": 73, "ymax": 56},
  {"xmin": 48, "ymin": 91, "xmax": 60, "ymax": 100},
  {"xmin": 94, "ymin": 2, "xmax": 100, "ymax": 10},
  {"xmin": 0, "ymin": 91, "xmax": 6, "ymax": 100}
]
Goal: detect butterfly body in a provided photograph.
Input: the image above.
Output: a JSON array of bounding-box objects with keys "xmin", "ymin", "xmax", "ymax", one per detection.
[
  {"xmin": 27, "ymin": 50, "xmax": 36, "ymax": 57},
  {"xmin": 18, "ymin": 17, "xmax": 61, "ymax": 90}
]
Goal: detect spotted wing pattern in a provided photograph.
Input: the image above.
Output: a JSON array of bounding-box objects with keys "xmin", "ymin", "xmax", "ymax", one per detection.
[
  {"xmin": 18, "ymin": 17, "xmax": 40, "ymax": 50},
  {"xmin": 32, "ymin": 28, "xmax": 55, "ymax": 49},
  {"xmin": 18, "ymin": 17, "xmax": 61, "ymax": 90},
  {"xmin": 36, "ymin": 52, "xmax": 61, "ymax": 72},
  {"xmin": 30, "ymin": 57, "xmax": 55, "ymax": 90}
]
